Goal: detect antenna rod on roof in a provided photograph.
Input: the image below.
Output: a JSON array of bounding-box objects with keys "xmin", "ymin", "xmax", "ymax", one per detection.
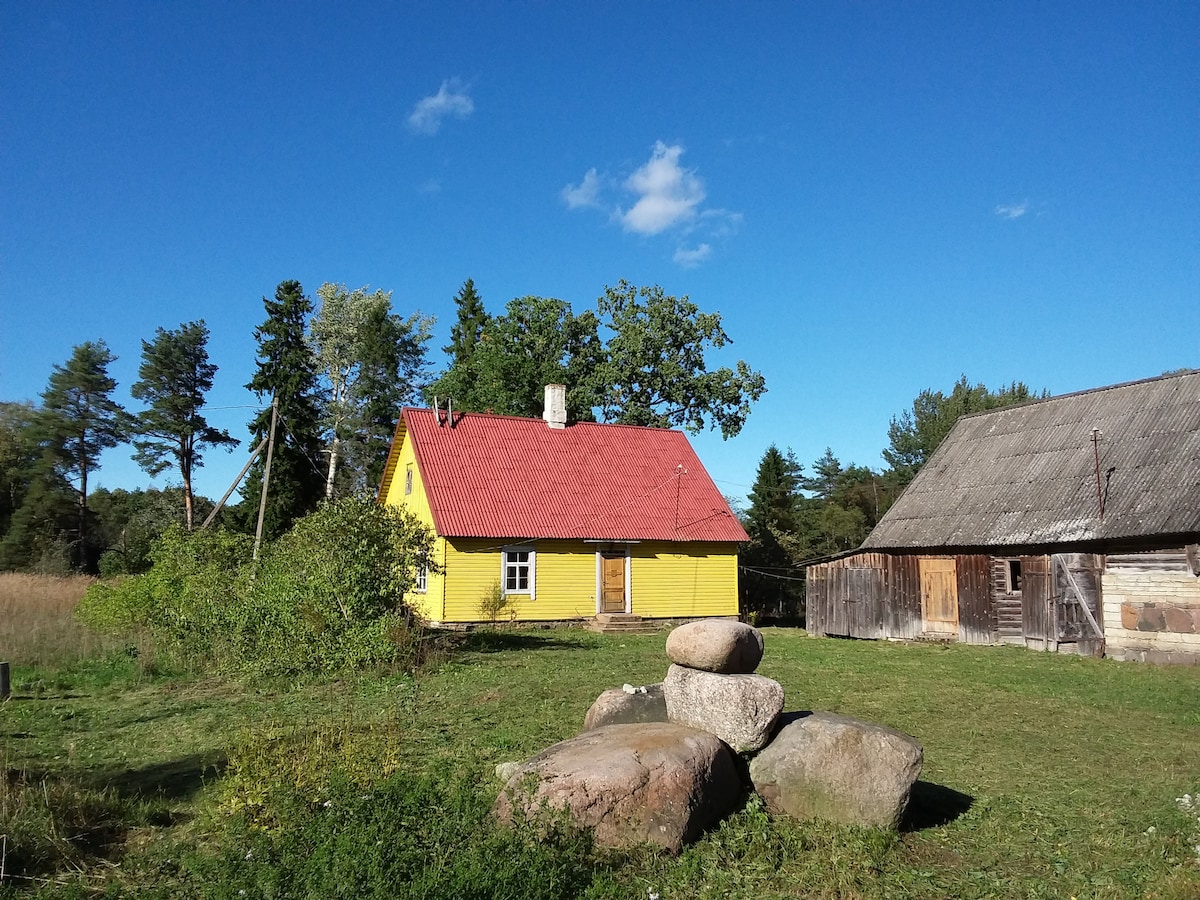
[{"xmin": 1091, "ymin": 428, "xmax": 1105, "ymax": 519}]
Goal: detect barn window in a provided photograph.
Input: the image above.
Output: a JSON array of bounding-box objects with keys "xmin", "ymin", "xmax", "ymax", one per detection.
[
  {"xmin": 502, "ymin": 547, "xmax": 535, "ymax": 598},
  {"xmin": 1004, "ymin": 559, "xmax": 1023, "ymax": 593}
]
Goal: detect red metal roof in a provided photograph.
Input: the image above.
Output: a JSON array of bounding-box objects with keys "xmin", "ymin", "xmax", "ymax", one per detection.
[{"xmin": 397, "ymin": 408, "xmax": 747, "ymax": 542}]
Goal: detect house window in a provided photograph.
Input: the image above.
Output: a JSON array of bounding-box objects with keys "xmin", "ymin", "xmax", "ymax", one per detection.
[
  {"xmin": 503, "ymin": 547, "xmax": 535, "ymax": 598},
  {"xmin": 1004, "ymin": 559, "xmax": 1023, "ymax": 593},
  {"xmin": 404, "ymin": 464, "xmax": 414, "ymax": 495},
  {"xmin": 414, "ymin": 566, "xmax": 427, "ymax": 593}
]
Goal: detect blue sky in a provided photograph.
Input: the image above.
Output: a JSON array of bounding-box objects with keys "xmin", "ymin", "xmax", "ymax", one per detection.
[{"xmin": 2, "ymin": 1, "xmax": 1197, "ymax": 507}]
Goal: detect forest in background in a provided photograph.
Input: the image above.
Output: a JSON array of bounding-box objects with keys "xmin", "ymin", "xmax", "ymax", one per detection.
[{"xmin": 0, "ymin": 276, "xmax": 1039, "ymax": 610}]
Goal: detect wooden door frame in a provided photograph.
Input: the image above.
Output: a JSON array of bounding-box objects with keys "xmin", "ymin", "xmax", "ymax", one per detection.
[{"xmin": 595, "ymin": 547, "xmax": 631, "ymax": 615}]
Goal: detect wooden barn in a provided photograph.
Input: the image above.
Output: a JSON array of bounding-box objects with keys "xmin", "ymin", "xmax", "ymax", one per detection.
[{"xmin": 805, "ymin": 371, "xmax": 1200, "ymax": 663}]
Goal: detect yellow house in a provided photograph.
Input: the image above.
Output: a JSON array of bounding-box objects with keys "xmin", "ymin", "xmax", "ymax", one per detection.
[{"xmin": 377, "ymin": 387, "xmax": 747, "ymax": 625}]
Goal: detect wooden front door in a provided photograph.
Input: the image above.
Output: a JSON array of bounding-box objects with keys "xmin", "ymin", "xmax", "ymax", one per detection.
[
  {"xmin": 600, "ymin": 552, "xmax": 626, "ymax": 613},
  {"xmin": 919, "ymin": 557, "xmax": 959, "ymax": 635}
]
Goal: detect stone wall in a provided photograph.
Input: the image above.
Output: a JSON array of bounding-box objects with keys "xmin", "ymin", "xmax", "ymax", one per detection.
[{"xmin": 1102, "ymin": 564, "xmax": 1200, "ymax": 665}]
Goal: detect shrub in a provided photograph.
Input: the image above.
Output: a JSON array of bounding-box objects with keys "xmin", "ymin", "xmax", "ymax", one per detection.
[
  {"xmin": 75, "ymin": 498, "xmax": 439, "ymax": 678},
  {"xmin": 76, "ymin": 525, "xmax": 252, "ymax": 669},
  {"xmin": 477, "ymin": 578, "xmax": 514, "ymax": 625},
  {"xmin": 239, "ymin": 496, "xmax": 439, "ymax": 677}
]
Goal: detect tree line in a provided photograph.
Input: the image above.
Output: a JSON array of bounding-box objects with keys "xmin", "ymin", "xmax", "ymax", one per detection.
[
  {"xmin": 739, "ymin": 376, "xmax": 1045, "ymax": 619},
  {"xmin": 1, "ymin": 278, "xmax": 765, "ymax": 574}
]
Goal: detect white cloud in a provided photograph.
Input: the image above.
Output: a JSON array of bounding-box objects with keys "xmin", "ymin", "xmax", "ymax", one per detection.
[
  {"xmin": 994, "ymin": 200, "xmax": 1029, "ymax": 220},
  {"xmin": 619, "ymin": 142, "xmax": 705, "ymax": 235},
  {"xmin": 562, "ymin": 141, "xmax": 738, "ymax": 267},
  {"xmin": 407, "ymin": 79, "xmax": 474, "ymax": 135},
  {"xmin": 673, "ymin": 243, "xmax": 712, "ymax": 268},
  {"xmin": 561, "ymin": 168, "xmax": 602, "ymax": 208}
]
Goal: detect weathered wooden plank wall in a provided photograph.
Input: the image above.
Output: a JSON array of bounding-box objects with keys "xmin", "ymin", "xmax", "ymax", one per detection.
[{"xmin": 956, "ymin": 554, "xmax": 994, "ymax": 643}]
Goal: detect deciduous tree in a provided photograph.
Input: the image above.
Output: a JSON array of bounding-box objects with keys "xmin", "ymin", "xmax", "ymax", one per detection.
[
  {"xmin": 594, "ymin": 281, "xmax": 765, "ymax": 438},
  {"xmin": 310, "ymin": 283, "xmax": 433, "ymax": 497},
  {"xmin": 131, "ymin": 321, "xmax": 237, "ymax": 530}
]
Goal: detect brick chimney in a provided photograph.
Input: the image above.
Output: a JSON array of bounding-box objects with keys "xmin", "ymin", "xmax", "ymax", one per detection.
[{"xmin": 543, "ymin": 384, "xmax": 567, "ymax": 429}]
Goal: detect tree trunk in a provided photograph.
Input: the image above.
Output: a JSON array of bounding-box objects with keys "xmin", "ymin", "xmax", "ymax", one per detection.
[
  {"xmin": 325, "ymin": 434, "xmax": 340, "ymax": 499},
  {"xmin": 183, "ymin": 476, "xmax": 194, "ymax": 531}
]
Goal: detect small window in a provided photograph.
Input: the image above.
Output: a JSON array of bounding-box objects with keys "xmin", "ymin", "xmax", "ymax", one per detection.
[
  {"xmin": 502, "ymin": 547, "xmax": 535, "ymax": 598},
  {"xmin": 404, "ymin": 464, "xmax": 414, "ymax": 495},
  {"xmin": 1005, "ymin": 559, "xmax": 1023, "ymax": 593},
  {"xmin": 414, "ymin": 566, "xmax": 427, "ymax": 593}
]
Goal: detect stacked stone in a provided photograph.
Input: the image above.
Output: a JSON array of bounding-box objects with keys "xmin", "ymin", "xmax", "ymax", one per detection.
[
  {"xmin": 661, "ymin": 619, "xmax": 784, "ymax": 752},
  {"xmin": 494, "ymin": 617, "xmax": 924, "ymax": 852}
]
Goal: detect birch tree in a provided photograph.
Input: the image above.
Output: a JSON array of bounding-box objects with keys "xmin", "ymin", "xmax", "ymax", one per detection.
[{"xmin": 310, "ymin": 283, "xmax": 433, "ymax": 497}]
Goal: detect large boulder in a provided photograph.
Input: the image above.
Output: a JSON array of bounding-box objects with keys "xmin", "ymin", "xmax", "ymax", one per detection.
[
  {"xmin": 749, "ymin": 711, "xmax": 923, "ymax": 829},
  {"xmin": 663, "ymin": 663, "xmax": 784, "ymax": 752},
  {"xmin": 492, "ymin": 722, "xmax": 742, "ymax": 853},
  {"xmin": 665, "ymin": 619, "xmax": 764, "ymax": 674},
  {"xmin": 583, "ymin": 683, "xmax": 667, "ymax": 731}
]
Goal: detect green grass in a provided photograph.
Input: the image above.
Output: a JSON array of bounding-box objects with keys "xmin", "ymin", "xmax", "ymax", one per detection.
[{"xmin": 3, "ymin": 628, "xmax": 1200, "ymax": 897}]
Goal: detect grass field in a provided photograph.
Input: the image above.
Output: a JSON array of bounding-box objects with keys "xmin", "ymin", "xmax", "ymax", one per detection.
[{"xmin": 2, "ymin": 605, "xmax": 1200, "ymax": 897}]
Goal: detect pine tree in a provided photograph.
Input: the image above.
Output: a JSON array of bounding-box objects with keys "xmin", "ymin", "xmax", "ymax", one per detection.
[
  {"xmin": 35, "ymin": 340, "xmax": 129, "ymax": 560},
  {"xmin": 131, "ymin": 321, "xmax": 237, "ymax": 530},
  {"xmin": 442, "ymin": 278, "xmax": 488, "ymax": 366},
  {"xmin": 242, "ymin": 280, "xmax": 324, "ymax": 539},
  {"xmin": 742, "ymin": 445, "xmax": 805, "ymax": 619}
]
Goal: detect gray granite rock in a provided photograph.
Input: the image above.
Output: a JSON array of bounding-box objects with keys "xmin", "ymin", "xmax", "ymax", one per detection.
[
  {"xmin": 493, "ymin": 722, "xmax": 742, "ymax": 853},
  {"xmin": 749, "ymin": 711, "xmax": 923, "ymax": 829},
  {"xmin": 583, "ymin": 683, "xmax": 667, "ymax": 731},
  {"xmin": 665, "ymin": 619, "xmax": 764, "ymax": 674},
  {"xmin": 663, "ymin": 663, "xmax": 784, "ymax": 752}
]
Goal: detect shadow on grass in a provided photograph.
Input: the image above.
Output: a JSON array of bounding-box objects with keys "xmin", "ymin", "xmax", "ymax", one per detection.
[
  {"xmin": 90, "ymin": 752, "xmax": 228, "ymax": 801},
  {"xmin": 446, "ymin": 630, "xmax": 595, "ymax": 654},
  {"xmin": 902, "ymin": 780, "xmax": 974, "ymax": 831}
]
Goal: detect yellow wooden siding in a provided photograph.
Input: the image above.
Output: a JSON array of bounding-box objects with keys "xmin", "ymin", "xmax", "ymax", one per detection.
[
  {"xmin": 431, "ymin": 538, "xmax": 739, "ymax": 623},
  {"xmin": 381, "ymin": 432, "xmax": 445, "ymax": 621},
  {"xmin": 630, "ymin": 542, "xmax": 740, "ymax": 618}
]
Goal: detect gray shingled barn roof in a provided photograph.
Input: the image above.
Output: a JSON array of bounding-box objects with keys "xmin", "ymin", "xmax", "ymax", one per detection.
[{"xmin": 862, "ymin": 371, "xmax": 1200, "ymax": 552}]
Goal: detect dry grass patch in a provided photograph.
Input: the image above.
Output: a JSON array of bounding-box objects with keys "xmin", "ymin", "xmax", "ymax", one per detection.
[{"xmin": 0, "ymin": 572, "xmax": 128, "ymax": 668}]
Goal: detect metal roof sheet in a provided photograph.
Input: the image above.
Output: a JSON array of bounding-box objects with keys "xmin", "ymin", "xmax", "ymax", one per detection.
[
  {"xmin": 390, "ymin": 408, "xmax": 748, "ymax": 543},
  {"xmin": 863, "ymin": 371, "xmax": 1200, "ymax": 551}
]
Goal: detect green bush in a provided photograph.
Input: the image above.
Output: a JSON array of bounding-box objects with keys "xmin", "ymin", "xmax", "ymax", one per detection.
[
  {"xmin": 238, "ymin": 496, "xmax": 438, "ymax": 676},
  {"xmin": 77, "ymin": 498, "xmax": 439, "ymax": 678},
  {"xmin": 77, "ymin": 525, "xmax": 252, "ymax": 669}
]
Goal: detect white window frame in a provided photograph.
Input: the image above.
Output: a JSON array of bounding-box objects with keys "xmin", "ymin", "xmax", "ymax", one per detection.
[
  {"xmin": 414, "ymin": 565, "xmax": 428, "ymax": 594},
  {"xmin": 404, "ymin": 464, "xmax": 414, "ymax": 495},
  {"xmin": 502, "ymin": 546, "xmax": 536, "ymax": 599}
]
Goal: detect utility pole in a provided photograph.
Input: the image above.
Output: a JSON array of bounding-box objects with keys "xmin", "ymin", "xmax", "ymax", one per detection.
[{"xmin": 253, "ymin": 396, "xmax": 279, "ymax": 560}]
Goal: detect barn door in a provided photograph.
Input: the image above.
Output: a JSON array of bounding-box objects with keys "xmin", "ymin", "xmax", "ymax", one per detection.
[
  {"xmin": 599, "ymin": 552, "xmax": 627, "ymax": 614},
  {"xmin": 1021, "ymin": 555, "xmax": 1103, "ymax": 656},
  {"xmin": 919, "ymin": 557, "xmax": 959, "ymax": 635},
  {"xmin": 1052, "ymin": 553, "xmax": 1104, "ymax": 657}
]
